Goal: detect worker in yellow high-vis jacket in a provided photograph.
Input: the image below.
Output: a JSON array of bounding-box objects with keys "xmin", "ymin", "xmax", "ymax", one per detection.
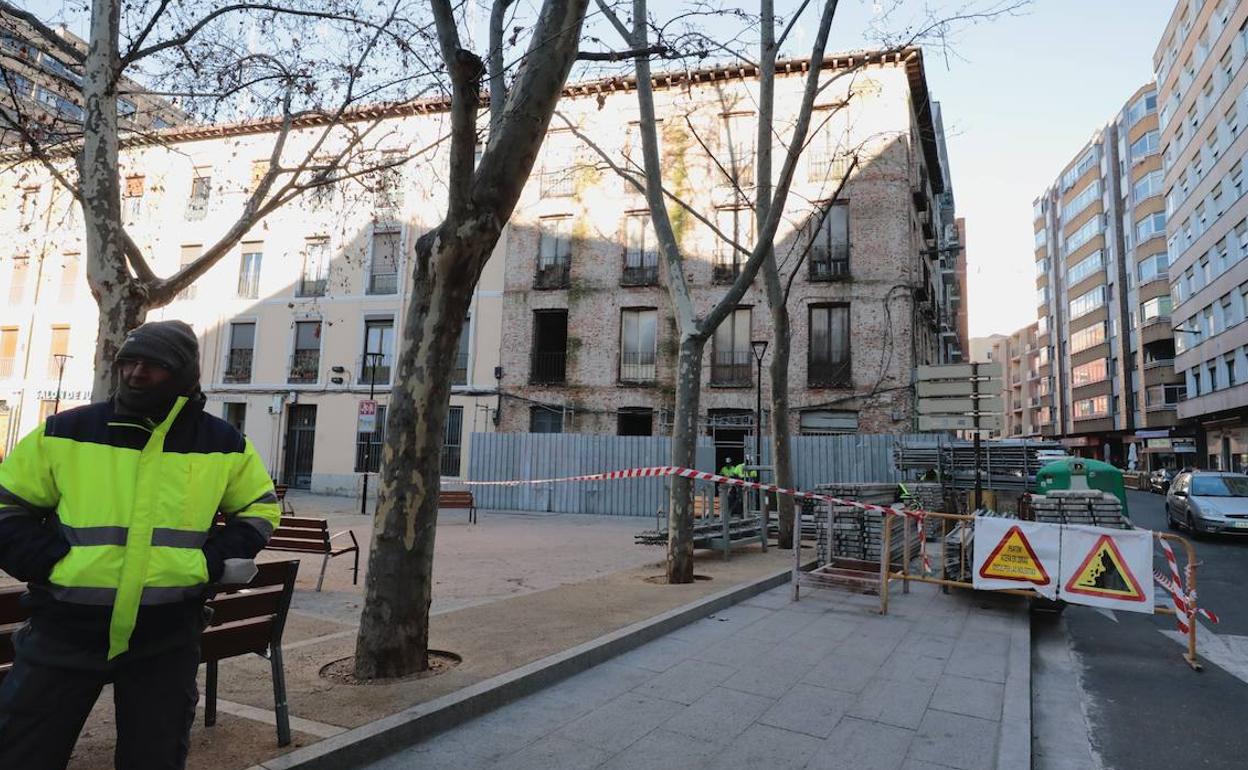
[{"xmin": 0, "ymin": 320, "xmax": 279, "ymax": 770}]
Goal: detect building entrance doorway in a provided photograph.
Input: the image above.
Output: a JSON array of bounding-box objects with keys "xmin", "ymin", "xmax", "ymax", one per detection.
[{"xmin": 282, "ymin": 404, "xmax": 317, "ymax": 489}]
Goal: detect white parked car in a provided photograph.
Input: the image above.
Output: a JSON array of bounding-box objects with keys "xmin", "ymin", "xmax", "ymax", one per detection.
[{"xmin": 1166, "ymin": 471, "xmax": 1248, "ymax": 535}]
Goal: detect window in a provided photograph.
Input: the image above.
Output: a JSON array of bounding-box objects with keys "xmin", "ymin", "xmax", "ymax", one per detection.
[
  {"xmin": 17, "ymin": 187, "xmax": 38, "ymax": 228},
  {"xmin": 223, "ymin": 402, "xmax": 246, "ymax": 435},
  {"xmin": 622, "ymin": 213, "xmax": 658, "ymax": 285},
  {"xmin": 123, "ymin": 175, "xmax": 144, "ymax": 220},
  {"xmin": 297, "ymin": 238, "xmax": 329, "ymax": 297},
  {"xmin": 1142, "ymin": 296, "xmax": 1172, "ymax": 321},
  {"xmin": 799, "ymin": 410, "xmax": 858, "ymax": 435},
  {"xmin": 288, "ymin": 320, "xmax": 321, "ymax": 384},
  {"xmin": 453, "ymin": 315, "xmax": 471, "ymax": 386},
  {"xmin": 1132, "ymin": 170, "xmax": 1163, "ymax": 201},
  {"xmin": 186, "ymin": 168, "xmax": 211, "ymax": 220},
  {"xmin": 620, "ymin": 308, "xmax": 657, "ymax": 381},
  {"xmin": 441, "ymin": 406, "xmax": 463, "ymax": 476},
  {"xmin": 617, "ymin": 407, "xmax": 653, "ymax": 436},
  {"xmin": 45, "ymin": 326, "xmax": 70, "ymax": 379},
  {"xmin": 367, "ymin": 227, "xmax": 401, "ymax": 295},
  {"xmin": 1071, "ymin": 358, "xmax": 1108, "ymax": 387},
  {"xmin": 355, "ymin": 405, "xmax": 386, "ymax": 472},
  {"xmin": 224, "ymin": 322, "xmax": 255, "ymax": 383},
  {"xmin": 1227, "ymin": 355, "xmax": 1238, "ymax": 388},
  {"xmin": 1208, "ymin": 359, "xmax": 1220, "ymax": 391},
  {"xmin": 808, "ymin": 303, "xmax": 851, "ymax": 387},
  {"xmin": 1061, "ymin": 149, "xmax": 1097, "ymax": 191},
  {"xmin": 538, "ymin": 131, "xmax": 575, "ymax": 198},
  {"xmin": 1064, "ymin": 215, "xmax": 1102, "ymax": 255},
  {"xmin": 1068, "ymin": 250, "xmax": 1104, "ymax": 284},
  {"xmin": 0, "ymin": 327, "xmax": 17, "ymax": 378},
  {"xmin": 360, "ymin": 318, "xmax": 395, "ymax": 385},
  {"xmin": 713, "ymin": 207, "xmax": 753, "ymax": 283},
  {"xmin": 177, "ymin": 245, "xmax": 201, "ymax": 300},
  {"xmin": 373, "ymin": 149, "xmax": 406, "ymax": 211},
  {"xmin": 809, "ymin": 201, "xmax": 849, "ymax": 280},
  {"xmin": 1073, "ymin": 395, "xmax": 1109, "ymax": 419},
  {"xmin": 7, "ymin": 255, "xmax": 27, "ymax": 305},
  {"xmin": 1065, "ymin": 181, "xmax": 1100, "ymax": 218},
  {"xmin": 721, "ymin": 113, "xmax": 755, "ymax": 187},
  {"xmin": 249, "ymin": 160, "xmax": 269, "ymax": 193},
  {"xmin": 1136, "ymin": 212, "xmax": 1166, "ymax": 243},
  {"xmin": 1036, "ymin": 285, "xmax": 1049, "ymax": 308},
  {"xmin": 237, "ymin": 244, "xmax": 262, "ymax": 299},
  {"xmin": 711, "ymin": 307, "xmax": 752, "ymax": 386},
  {"xmin": 1225, "ymin": 293, "xmax": 1243, "ymax": 327},
  {"xmin": 1035, "ymin": 228, "xmax": 1048, "ymax": 249},
  {"xmin": 529, "ymin": 407, "xmax": 563, "ymax": 433},
  {"xmin": 1126, "ymin": 92, "xmax": 1157, "ymax": 126},
  {"xmin": 1069, "ymin": 286, "xmax": 1105, "ymax": 319},
  {"xmin": 1035, "ymin": 258, "xmax": 1049, "ymax": 277},
  {"xmin": 58, "ymin": 252, "xmax": 77, "ymax": 303},
  {"xmin": 536, "ymin": 216, "xmax": 572, "ymax": 289},
  {"xmin": 1070, "ymin": 323, "xmax": 1105, "ymax": 353},
  {"xmin": 1137, "ymin": 252, "xmax": 1169, "ymax": 283},
  {"xmin": 1129, "ymin": 131, "xmax": 1159, "ymax": 158},
  {"xmin": 531, "ymin": 309, "xmax": 568, "ymax": 384},
  {"xmin": 1231, "ymin": 162, "xmax": 1244, "ymax": 200}
]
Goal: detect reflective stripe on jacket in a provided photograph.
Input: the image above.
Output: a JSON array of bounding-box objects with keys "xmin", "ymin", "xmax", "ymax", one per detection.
[{"xmin": 0, "ymin": 395, "xmax": 280, "ymax": 658}]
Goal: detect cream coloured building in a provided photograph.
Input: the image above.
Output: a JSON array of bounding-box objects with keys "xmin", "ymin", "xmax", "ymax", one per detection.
[{"xmin": 0, "ymin": 108, "xmax": 503, "ymax": 494}]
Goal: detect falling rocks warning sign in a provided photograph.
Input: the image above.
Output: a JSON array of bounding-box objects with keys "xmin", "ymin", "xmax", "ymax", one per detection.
[
  {"xmin": 973, "ymin": 517, "xmax": 1059, "ymax": 599},
  {"xmin": 1058, "ymin": 525, "xmax": 1154, "ymax": 614}
]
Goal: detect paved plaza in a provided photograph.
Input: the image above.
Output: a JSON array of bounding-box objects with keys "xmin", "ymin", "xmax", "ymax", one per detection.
[{"xmin": 363, "ymin": 582, "xmax": 1027, "ymax": 770}]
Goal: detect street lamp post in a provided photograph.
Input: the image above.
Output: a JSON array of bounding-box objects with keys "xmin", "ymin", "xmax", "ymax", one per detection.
[
  {"xmin": 360, "ymin": 351, "xmax": 384, "ymax": 515},
  {"xmin": 52, "ymin": 354, "xmax": 72, "ymax": 414},
  {"xmin": 750, "ymin": 340, "xmax": 768, "ymax": 542}
]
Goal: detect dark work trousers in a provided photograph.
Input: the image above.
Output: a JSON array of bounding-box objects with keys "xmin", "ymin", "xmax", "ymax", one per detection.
[{"xmin": 0, "ymin": 619, "xmax": 201, "ymax": 770}]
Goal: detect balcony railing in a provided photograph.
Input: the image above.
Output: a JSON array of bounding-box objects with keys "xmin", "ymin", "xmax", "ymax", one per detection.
[
  {"xmin": 223, "ymin": 349, "xmax": 254, "ymax": 383},
  {"xmin": 0, "ymin": 357, "xmax": 13, "ymax": 378},
  {"xmin": 1144, "ymin": 358, "xmax": 1175, "ymax": 370},
  {"xmin": 711, "ymin": 351, "xmax": 752, "ymax": 386},
  {"xmin": 621, "ymin": 264, "xmax": 658, "ymax": 286},
  {"xmin": 184, "ymin": 198, "xmax": 208, "ymax": 221},
  {"xmin": 452, "ymin": 354, "xmax": 468, "ymax": 386},
  {"xmin": 620, "ymin": 351, "xmax": 656, "ymax": 382},
  {"xmin": 287, "ymin": 350, "xmax": 320, "ymax": 384},
  {"xmin": 358, "ymin": 354, "xmax": 392, "ymax": 385},
  {"xmin": 367, "ymin": 272, "xmax": 398, "ymax": 295},
  {"xmin": 297, "ymin": 278, "xmax": 327, "ymax": 297},
  {"xmin": 531, "ymin": 351, "xmax": 567, "ymax": 384},
  {"xmin": 712, "ymin": 261, "xmax": 739, "ymax": 285},
  {"xmin": 534, "ymin": 263, "xmax": 571, "ymax": 290},
  {"xmin": 809, "ymin": 245, "xmax": 849, "ymax": 281},
  {"xmin": 808, "ymin": 358, "xmax": 852, "ymax": 388}
]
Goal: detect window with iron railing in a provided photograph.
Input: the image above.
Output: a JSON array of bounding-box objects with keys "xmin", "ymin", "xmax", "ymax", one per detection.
[
  {"xmin": 441, "ymin": 406, "xmax": 463, "ymax": 477},
  {"xmin": 535, "ymin": 216, "xmax": 572, "ymax": 289},
  {"xmin": 0, "ymin": 327, "xmax": 16, "ymax": 379},
  {"xmin": 359, "ymin": 318, "xmax": 394, "ymax": 385},
  {"xmin": 223, "ymin": 322, "xmax": 255, "ymax": 383},
  {"xmin": 531, "ymin": 310, "xmax": 568, "ymax": 384},
  {"xmin": 355, "ymin": 405, "xmax": 386, "ymax": 473},
  {"xmin": 453, "ymin": 316, "xmax": 470, "ymax": 385},
  {"xmin": 712, "ymin": 208, "xmax": 752, "ymax": 284},
  {"xmin": 287, "ymin": 321, "xmax": 321, "ymax": 384},
  {"xmin": 809, "ymin": 201, "xmax": 849, "ymax": 280},
  {"xmin": 809, "ymin": 304, "xmax": 851, "ymax": 387},
  {"xmin": 237, "ymin": 248, "xmax": 262, "ymax": 299},
  {"xmin": 711, "ymin": 307, "xmax": 752, "ymax": 386},
  {"xmin": 367, "ymin": 228, "xmax": 400, "ymax": 295},
  {"xmin": 298, "ymin": 239, "xmax": 329, "ymax": 297},
  {"xmin": 620, "ymin": 309, "xmax": 657, "ymax": 381},
  {"xmin": 177, "ymin": 245, "xmax": 200, "ymax": 300},
  {"xmin": 185, "ymin": 173, "xmax": 210, "ymax": 220},
  {"xmin": 8, "ymin": 256, "xmax": 28, "ymax": 305},
  {"xmin": 622, "ymin": 214, "xmax": 659, "ymax": 286}
]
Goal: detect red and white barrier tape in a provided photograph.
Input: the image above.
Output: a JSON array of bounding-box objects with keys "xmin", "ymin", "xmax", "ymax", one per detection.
[
  {"xmin": 1155, "ymin": 539, "xmax": 1219, "ymax": 633},
  {"xmin": 464, "ymin": 464, "xmax": 930, "ymax": 571}
]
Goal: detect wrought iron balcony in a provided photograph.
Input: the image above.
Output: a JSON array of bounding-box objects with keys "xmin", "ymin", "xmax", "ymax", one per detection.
[
  {"xmin": 367, "ymin": 272, "xmax": 398, "ymax": 295},
  {"xmin": 711, "ymin": 351, "xmax": 752, "ymax": 386},
  {"xmin": 530, "ymin": 351, "xmax": 567, "ymax": 384},
  {"xmin": 287, "ymin": 350, "xmax": 320, "ymax": 384},
  {"xmin": 358, "ymin": 354, "xmax": 392, "ymax": 386},
  {"xmin": 621, "ymin": 264, "xmax": 658, "ymax": 286},
  {"xmin": 223, "ymin": 349, "xmax": 254, "ymax": 384},
  {"xmin": 534, "ymin": 263, "xmax": 570, "ymax": 289},
  {"xmin": 808, "ymin": 358, "xmax": 851, "ymax": 388},
  {"xmin": 297, "ymin": 278, "xmax": 327, "ymax": 297},
  {"xmin": 809, "ymin": 245, "xmax": 849, "ymax": 281},
  {"xmin": 620, "ymin": 351, "xmax": 656, "ymax": 382}
]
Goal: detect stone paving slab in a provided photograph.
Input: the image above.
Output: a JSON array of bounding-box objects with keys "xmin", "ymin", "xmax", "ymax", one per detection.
[{"xmin": 354, "ymin": 581, "xmax": 1029, "ymax": 770}]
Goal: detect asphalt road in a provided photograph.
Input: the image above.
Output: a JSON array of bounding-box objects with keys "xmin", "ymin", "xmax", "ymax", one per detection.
[{"xmin": 1035, "ymin": 490, "xmax": 1248, "ymax": 770}]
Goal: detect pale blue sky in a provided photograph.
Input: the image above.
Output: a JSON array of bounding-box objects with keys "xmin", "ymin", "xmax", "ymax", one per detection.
[{"xmin": 23, "ymin": 0, "xmax": 1177, "ymax": 338}]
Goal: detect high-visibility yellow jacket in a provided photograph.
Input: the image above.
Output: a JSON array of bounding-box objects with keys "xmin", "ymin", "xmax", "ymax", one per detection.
[{"xmin": 0, "ymin": 396, "xmax": 280, "ymax": 659}]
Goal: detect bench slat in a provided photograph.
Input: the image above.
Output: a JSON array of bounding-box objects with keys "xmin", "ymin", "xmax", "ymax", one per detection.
[
  {"xmin": 208, "ymin": 586, "xmax": 285, "ymax": 626},
  {"xmin": 0, "ymin": 587, "xmax": 24, "ymax": 620},
  {"xmin": 201, "ymin": 617, "xmax": 275, "ymax": 660}
]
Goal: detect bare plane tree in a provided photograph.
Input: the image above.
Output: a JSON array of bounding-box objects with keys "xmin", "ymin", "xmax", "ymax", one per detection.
[{"xmin": 0, "ymin": 0, "xmax": 438, "ymax": 397}]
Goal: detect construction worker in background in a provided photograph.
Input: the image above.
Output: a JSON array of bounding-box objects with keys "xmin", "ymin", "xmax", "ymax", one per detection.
[
  {"xmin": 719, "ymin": 457, "xmax": 743, "ymax": 518},
  {"xmin": 0, "ymin": 321, "xmax": 281, "ymax": 770}
]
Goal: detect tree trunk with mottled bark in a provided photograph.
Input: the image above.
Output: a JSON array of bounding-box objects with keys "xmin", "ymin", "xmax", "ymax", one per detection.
[{"xmin": 666, "ymin": 336, "xmax": 705, "ymax": 583}]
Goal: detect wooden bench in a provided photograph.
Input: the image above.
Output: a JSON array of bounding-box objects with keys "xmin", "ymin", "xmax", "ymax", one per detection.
[
  {"xmin": 439, "ymin": 489, "xmax": 477, "ymax": 524},
  {"xmin": 0, "ymin": 559, "xmax": 300, "ymax": 746},
  {"xmin": 264, "ymin": 516, "xmax": 359, "ymax": 592},
  {"xmin": 272, "ymin": 483, "xmax": 296, "ymax": 515}
]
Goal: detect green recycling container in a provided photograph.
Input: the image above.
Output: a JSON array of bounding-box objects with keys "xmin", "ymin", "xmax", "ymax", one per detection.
[{"xmin": 1033, "ymin": 458, "xmax": 1128, "ymax": 513}]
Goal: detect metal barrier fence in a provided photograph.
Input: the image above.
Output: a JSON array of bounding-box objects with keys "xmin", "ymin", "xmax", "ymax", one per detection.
[{"xmin": 868, "ymin": 510, "xmax": 1207, "ymax": 671}]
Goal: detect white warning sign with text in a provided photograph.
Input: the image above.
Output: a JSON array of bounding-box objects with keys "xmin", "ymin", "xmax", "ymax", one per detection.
[
  {"xmin": 1058, "ymin": 525, "xmax": 1154, "ymax": 614},
  {"xmin": 973, "ymin": 517, "xmax": 1060, "ymax": 599}
]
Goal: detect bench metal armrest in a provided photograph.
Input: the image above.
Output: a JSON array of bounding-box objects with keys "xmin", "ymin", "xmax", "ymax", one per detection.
[{"xmin": 328, "ymin": 528, "xmax": 359, "ymax": 555}]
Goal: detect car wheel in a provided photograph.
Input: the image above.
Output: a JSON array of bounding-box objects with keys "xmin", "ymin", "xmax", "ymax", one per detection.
[
  {"xmin": 1186, "ymin": 512, "xmax": 1203, "ymax": 538},
  {"xmin": 1167, "ymin": 506, "xmax": 1179, "ymax": 530}
]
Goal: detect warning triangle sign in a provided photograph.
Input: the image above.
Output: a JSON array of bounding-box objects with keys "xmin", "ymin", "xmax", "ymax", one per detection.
[
  {"xmin": 1063, "ymin": 534, "xmax": 1146, "ymax": 601},
  {"xmin": 978, "ymin": 525, "xmax": 1051, "ymax": 585}
]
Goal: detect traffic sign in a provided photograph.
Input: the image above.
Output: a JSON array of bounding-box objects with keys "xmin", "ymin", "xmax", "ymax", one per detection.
[
  {"xmin": 973, "ymin": 518, "xmax": 1058, "ymax": 598},
  {"xmin": 918, "ymin": 414, "xmax": 1002, "ymax": 431},
  {"xmin": 358, "ymin": 399, "xmax": 378, "ymax": 433},
  {"xmin": 916, "ymin": 380, "xmax": 977, "ymax": 398},
  {"xmin": 917, "ymin": 362, "xmax": 1002, "ymax": 381},
  {"xmin": 1058, "ymin": 526, "xmax": 1153, "ymax": 613},
  {"xmin": 917, "ymin": 397, "xmax": 1003, "ymax": 415}
]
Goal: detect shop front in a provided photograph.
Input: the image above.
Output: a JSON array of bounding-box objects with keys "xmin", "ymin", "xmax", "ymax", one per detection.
[{"xmin": 1124, "ymin": 429, "xmax": 1199, "ymax": 473}]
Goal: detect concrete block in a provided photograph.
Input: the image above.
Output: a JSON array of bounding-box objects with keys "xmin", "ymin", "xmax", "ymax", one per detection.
[
  {"xmin": 757, "ymin": 682, "xmax": 854, "ymax": 738},
  {"xmin": 706, "ymin": 723, "xmax": 824, "ymax": 770},
  {"xmin": 736, "ymin": 609, "xmax": 820, "ymax": 643},
  {"xmin": 551, "ymin": 693, "xmax": 683, "ymax": 754},
  {"xmin": 489, "ymin": 734, "xmax": 613, "ymax": 770},
  {"xmin": 847, "ymin": 677, "xmax": 936, "ymax": 730},
  {"xmin": 802, "ymin": 651, "xmax": 881, "ymax": 694},
  {"xmin": 664, "ymin": 686, "xmax": 775, "ymax": 742},
  {"xmin": 719, "ymin": 656, "xmax": 811, "ymax": 699},
  {"xmin": 631, "ymin": 659, "xmax": 737, "ymax": 705},
  {"xmin": 611, "ymin": 635, "xmax": 701, "ymax": 673},
  {"xmin": 929, "ymin": 674, "xmax": 1004, "ymax": 722},
  {"xmin": 806, "ymin": 716, "xmax": 914, "ymax": 770},
  {"xmin": 594, "ymin": 728, "xmax": 718, "ymax": 770},
  {"xmin": 907, "ymin": 710, "xmax": 998, "ymax": 770}
]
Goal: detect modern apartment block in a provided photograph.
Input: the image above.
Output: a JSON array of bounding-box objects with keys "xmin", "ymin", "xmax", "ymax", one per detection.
[
  {"xmin": 0, "ymin": 16, "xmax": 183, "ymax": 142},
  {"xmin": 496, "ymin": 49, "xmax": 963, "ymax": 450},
  {"xmin": 1155, "ymin": 0, "xmax": 1248, "ymax": 471},
  {"xmin": 1032, "ymin": 82, "xmax": 1191, "ymax": 468},
  {"xmin": 0, "ymin": 104, "xmax": 502, "ymax": 493},
  {"xmin": 989, "ymin": 322, "xmax": 1042, "ymax": 439}
]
